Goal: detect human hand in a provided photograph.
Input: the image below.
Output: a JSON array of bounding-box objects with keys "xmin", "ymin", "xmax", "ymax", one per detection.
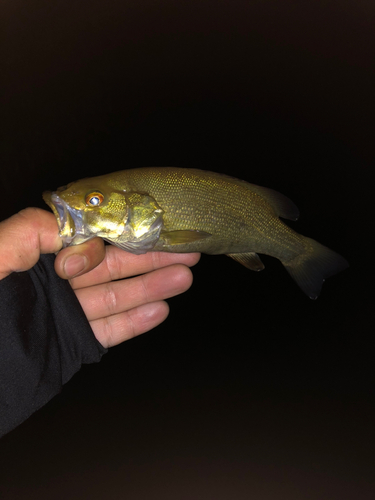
[{"xmin": 0, "ymin": 208, "xmax": 200, "ymax": 347}]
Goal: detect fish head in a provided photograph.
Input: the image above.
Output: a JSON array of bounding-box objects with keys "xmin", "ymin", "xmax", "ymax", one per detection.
[{"xmin": 43, "ymin": 176, "xmax": 164, "ymax": 252}]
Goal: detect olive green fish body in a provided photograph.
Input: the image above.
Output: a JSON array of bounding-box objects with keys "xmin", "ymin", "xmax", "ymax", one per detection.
[
  {"xmin": 87, "ymin": 168, "xmax": 303, "ymax": 258},
  {"xmin": 43, "ymin": 167, "xmax": 348, "ymax": 298}
]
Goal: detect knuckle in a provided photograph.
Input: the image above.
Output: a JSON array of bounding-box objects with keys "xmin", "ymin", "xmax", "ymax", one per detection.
[
  {"xmin": 125, "ymin": 311, "xmax": 137, "ymax": 339},
  {"xmin": 17, "ymin": 207, "xmax": 40, "ymax": 220},
  {"xmin": 140, "ymin": 274, "xmax": 150, "ymax": 302},
  {"xmin": 106, "ymin": 247, "xmax": 123, "ymax": 281},
  {"xmin": 101, "ymin": 316, "xmax": 115, "ymax": 348},
  {"xmin": 150, "ymin": 251, "xmax": 162, "ymax": 270},
  {"xmin": 103, "ymin": 283, "xmax": 118, "ymax": 315},
  {"xmin": 17, "ymin": 207, "xmax": 46, "ymax": 230}
]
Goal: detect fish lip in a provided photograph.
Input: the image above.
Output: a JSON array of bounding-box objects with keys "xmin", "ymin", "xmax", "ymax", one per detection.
[{"xmin": 43, "ymin": 191, "xmax": 84, "ymax": 247}]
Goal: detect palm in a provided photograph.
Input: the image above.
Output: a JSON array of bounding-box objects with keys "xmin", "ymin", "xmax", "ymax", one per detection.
[{"xmin": 69, "ymin": 246, "xmax": 200, "ymax": 348}]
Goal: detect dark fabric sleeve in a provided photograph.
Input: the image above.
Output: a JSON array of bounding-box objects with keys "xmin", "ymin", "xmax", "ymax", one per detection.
[{"xmin": 0, "ymin": 254, "xmax": 107, "ymax": 437}]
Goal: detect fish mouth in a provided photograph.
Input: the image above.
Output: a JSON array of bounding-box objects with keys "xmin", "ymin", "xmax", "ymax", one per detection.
[{"xmin": 43, "ymin": 191, "xmax": 86, "ymax": 247}]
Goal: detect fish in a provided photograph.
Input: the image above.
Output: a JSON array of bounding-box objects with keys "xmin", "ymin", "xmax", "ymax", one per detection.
[{"xmin": 43, "ymin": 167, "xmax": 348, "ymax": 299}]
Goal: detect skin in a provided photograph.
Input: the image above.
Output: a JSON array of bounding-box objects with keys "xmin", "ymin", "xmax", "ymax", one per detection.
[{"xmin": 0, "ymin": 208, "xmax": 200, "ymax": 348}]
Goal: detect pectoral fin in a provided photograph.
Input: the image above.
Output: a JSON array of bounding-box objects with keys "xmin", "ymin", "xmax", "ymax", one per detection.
[
  {"xmin": 161, "ymin": 230, "xmax": 212, "ymax": 246},
  {"xmin": 227, "ymin": 252, "xmax": 265, "ymax": 271}
]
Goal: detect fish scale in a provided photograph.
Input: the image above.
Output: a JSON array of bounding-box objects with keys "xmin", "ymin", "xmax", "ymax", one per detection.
[
  {"xmin": 43, "ymin": 167, "xmax": 348, "ymax": 298},
  {"xmin": 106, "ymin": 168, "xmax": 298, "ymax": 255}
]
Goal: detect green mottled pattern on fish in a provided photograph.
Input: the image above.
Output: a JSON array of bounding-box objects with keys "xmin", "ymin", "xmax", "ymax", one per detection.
[{"xmin": 43, "ymin": 167, "xmax": 348, "ymax": 298}]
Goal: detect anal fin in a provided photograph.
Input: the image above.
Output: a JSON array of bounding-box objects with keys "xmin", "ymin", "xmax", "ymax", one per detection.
[{"xmin": 227, "ymin": 252, "xmax": 265, "ymax": 271}]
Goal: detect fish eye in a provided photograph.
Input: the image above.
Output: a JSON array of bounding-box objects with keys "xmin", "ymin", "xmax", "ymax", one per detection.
[{"xmin": 85, "ymin": 191, "xmax": 104, "ymax": 206}]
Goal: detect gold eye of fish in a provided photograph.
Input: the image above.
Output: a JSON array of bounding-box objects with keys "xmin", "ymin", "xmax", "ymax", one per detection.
[{"xmin": 85, "ymin": 191, "xmax": 104, "ymax": 206}]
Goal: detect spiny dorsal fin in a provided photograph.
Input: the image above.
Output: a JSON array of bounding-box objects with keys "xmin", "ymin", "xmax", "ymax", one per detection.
[{"xmin": 227, "ymin": 252, "xmax": 265, "ymax": 271}]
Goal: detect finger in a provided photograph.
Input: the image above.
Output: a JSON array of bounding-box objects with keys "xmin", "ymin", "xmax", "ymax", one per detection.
[
  {"xmin": 75, "ymin": 264, "xmax": 194, "ymax": 321},
  {"xmin": 0, "ymin": 208, "xmax": 62, "ymax": 281},
  {"xmin": 54, "ymin": 237, "xmax": 105, "ymax": 279},
  {"xmin": 70, "ymin": 245, "xmax": 201, "ymax": 289},
  {"xmin": 90, "ymin": 301, "xmax": 170, "ymax": 348}
]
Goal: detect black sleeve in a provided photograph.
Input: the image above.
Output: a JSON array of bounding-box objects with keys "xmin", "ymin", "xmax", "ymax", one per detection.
[{"xmin": 0, "ymin": 254, "xmax": 107, "ymax": 437}]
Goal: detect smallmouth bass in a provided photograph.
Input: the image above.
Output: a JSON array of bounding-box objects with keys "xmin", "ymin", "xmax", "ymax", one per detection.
[{"xmin": 43, "ymin": 167, "xmax": 348, "ymax": 299}]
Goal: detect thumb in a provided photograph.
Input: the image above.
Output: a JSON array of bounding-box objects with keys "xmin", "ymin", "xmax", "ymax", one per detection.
[
  {"xmin": 0, "ymin": 208, "xmax": 106, "ymax": 282},
  {"xmin": 54, "ymin": 237, "xmax": 105, "ymax": 280},
  {"xmin": 0, "ymin": 208, "xmax": 62, "ymax": 281}
]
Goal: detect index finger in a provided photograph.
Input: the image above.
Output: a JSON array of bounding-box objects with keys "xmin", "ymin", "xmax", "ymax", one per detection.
[
  {"xmin": 70, "ymin": 245, "xmax": 200, "ymax": 289},
  {"xmin": 0, "ymin": 208, "xmax": 62, "ymax": 281}
]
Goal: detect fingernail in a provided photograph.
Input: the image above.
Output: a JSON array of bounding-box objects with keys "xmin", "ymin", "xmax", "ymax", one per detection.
[{"xmin": 64, "ymin": 255, "xmax": 87, "ymax": 278}]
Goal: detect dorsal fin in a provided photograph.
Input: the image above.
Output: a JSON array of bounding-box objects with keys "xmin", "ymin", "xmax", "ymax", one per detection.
[{"xmin": 250, "ymin": 185, "xmax": 299, "ymax": 221}]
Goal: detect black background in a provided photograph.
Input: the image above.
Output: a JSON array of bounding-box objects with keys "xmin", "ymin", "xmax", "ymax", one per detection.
[{"xmin": 0, "ymin": 1, "xmax": 373, "ymax": 499}]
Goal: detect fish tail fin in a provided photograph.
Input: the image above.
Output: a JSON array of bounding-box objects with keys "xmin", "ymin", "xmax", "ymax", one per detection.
[{"xmin": 283, "ymin": 237, "xmax": 349, "ymax": 299}]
